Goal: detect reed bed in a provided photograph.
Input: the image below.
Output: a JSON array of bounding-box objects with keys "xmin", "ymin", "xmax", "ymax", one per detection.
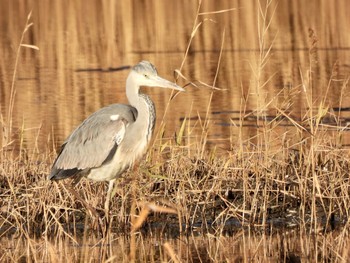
[
  {"xmin": 2, "ymin": 109, "xmax": 350, "ymax": 262},
  {"xmin": 1, "ymin": 0, "xmax": 350, "ymax": 262},
  {"xmin": 1, "ymin": 229, "xmax": 350, "ymax": 262}
]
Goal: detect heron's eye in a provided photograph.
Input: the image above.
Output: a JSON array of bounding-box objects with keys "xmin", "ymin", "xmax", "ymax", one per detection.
[{"xmin": 143, "ymin": 74, "xmax": 149, "ymax": 78}]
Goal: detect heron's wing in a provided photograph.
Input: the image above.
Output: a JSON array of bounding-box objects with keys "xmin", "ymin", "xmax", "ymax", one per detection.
[{"xmin": 51, "ymin": 104, "xmax": 137, "ymax": 177}]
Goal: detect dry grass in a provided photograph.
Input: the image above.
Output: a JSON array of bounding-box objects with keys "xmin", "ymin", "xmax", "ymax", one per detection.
[{"xmin": 1, "ymin": 0, "xmax": 350, "ymax": 262}]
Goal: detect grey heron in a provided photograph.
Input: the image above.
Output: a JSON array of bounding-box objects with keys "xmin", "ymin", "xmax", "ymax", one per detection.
[{"xmin": 49, "ymin": 60, "xmax": 184, "ymax": 216}]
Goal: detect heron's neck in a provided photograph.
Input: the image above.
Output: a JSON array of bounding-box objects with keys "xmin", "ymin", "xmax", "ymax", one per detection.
[
  {"xmin": 126, "ymin": 73, "xmax": 156, "ymax": 137},
  {"xmin": 126, "ymin": 73, "xmax": 140, "ymax": 108}
]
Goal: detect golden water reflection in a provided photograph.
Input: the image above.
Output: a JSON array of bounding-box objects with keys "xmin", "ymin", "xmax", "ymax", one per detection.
[
  {"xmin": 0, "ymin": 0, "xmax": 349, "ymax": 153},
  {"xmin": 1, "ymin": 229, "xmax": 350, "ymax": 262}
]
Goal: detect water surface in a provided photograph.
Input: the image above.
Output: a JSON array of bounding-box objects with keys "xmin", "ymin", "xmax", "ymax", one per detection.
[{"xmin": 0, "ymin": 0, "xmax": 349, "ymax": 152}]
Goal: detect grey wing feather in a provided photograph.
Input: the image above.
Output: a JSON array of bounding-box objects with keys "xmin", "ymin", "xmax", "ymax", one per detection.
[{"xmin": 50, "ymin": 104, "xmax": 137, "ymax": 178}]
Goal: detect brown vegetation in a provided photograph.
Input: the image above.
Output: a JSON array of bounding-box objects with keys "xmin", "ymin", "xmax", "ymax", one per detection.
[{"xmin": 1, "ymin": 0, "xmax": 350, "ymax": 262}]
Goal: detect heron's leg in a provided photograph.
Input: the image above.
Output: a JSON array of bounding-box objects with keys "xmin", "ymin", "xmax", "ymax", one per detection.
[
  {"xmin": 63, "ymin": 182, "xmax": 100, "ymax": 219},
  {"xmin": 105, "ymin": 179, "xmax": 116, "ymax": 215}
]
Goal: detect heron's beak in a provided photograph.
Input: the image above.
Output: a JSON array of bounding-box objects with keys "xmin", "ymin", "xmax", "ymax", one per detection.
[{"xmin": 151, "ymin": 75, "xmax": 185, "ymax": 92}]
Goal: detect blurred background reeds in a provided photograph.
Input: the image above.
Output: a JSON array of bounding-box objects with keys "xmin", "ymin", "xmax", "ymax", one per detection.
[{"xmin": 1, "ymin": 0, "xmax": 350, "ymax": 262}]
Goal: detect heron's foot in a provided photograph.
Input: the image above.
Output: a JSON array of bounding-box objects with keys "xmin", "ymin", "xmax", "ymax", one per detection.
[
  {"xmin": 91, "ymin": 214, "xmax": 105, "ymax": 232},
  {"xmin": 63, "ymin": 184, "xmax": 104, "ymax": 230},
  {"xmin": 85, "ymin": 203, "xmax": 100, "ymax": 219},
  {"xmin": 88, "ymin": 206, "xmax": 113, "ymax": 235}
]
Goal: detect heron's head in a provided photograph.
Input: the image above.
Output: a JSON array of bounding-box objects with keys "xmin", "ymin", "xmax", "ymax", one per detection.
[{"xmin": 131, "ymin": 61, "xmax": 184, "ymax": 91}]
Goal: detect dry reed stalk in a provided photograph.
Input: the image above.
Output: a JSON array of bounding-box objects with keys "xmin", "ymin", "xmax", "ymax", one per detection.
[
  {"xmin": 156, "ymin": 0, "xmax": 234, "ymax": 144},
  {"xmin": 5, "ymin": 11, "xmax": 39, "ymax": 149},
  {"xmin": 163, "ymin": 242, "xmax": 181, "ymax": 263}
]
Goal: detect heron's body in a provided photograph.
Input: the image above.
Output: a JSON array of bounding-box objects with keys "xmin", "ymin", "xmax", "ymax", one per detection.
[
  {"xmin": 49, "ymin": 61, "xmax": 183, "ymax": 213},
  {"xmin": 50, "ymin": 100, "xmax": 154, "ymax": 182}
]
